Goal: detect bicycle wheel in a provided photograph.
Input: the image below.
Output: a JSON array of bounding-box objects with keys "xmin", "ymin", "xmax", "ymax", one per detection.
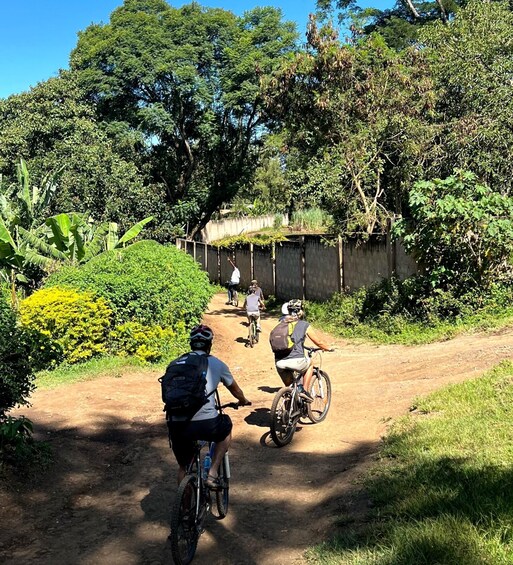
[
  {"xmin": 211, "ymin": 453, "xmax": 230, "ymax": 520},
  {"xmin": 170, "ymin": 475, "xmax": 201, "ymax": 565},
  {"xmin": 307, "ymin": 369, "xmax": 332, "ymax": 423},
  {"xmin": 270, "ymin": 388, "xmax": 299, "ymax": 447},
  {"xmin": 249, "ymin": 320, "xmax": 258, "ymax": 347},
  {"xmin": 233, "ymin": 291, "xmax": 239, "ymax": 307}
]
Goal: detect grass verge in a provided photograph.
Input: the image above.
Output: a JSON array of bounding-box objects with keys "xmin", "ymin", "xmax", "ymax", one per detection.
[
  {"xmin": 306, "ymin": 284, "xmax": 513, "ymax": 345},
  {"xmin": 35, "ymin": 355, "xmax": 163, "ymax": 389},
  {"xmin": 306, "ymin": 361, "xmax": 513, "ymax": 564}
]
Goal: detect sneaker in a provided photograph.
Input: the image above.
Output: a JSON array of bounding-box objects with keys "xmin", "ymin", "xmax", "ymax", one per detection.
[
  {"xmin": 257, "ymin": 325, "xmax": 262, "ymax": 332},
  {"xmin": 298, "ymin": 390, "xmax": 314, "ymax": 403}
]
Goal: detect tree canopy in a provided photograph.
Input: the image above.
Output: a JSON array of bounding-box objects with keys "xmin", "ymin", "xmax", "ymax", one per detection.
[{"xmin": 70, "ymin": 0, "xmax": 298, "ymax": 238}]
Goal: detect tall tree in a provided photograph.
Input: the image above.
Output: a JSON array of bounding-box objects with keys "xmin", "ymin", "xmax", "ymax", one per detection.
[
  {"xmin": 421, "ymin": 0, "xmax": 513, "ymax": 193},
  {"xmin": 263, "ymin": 19, "xmax": 434, "ymax": 235},
  {"xmin": 316, "ymin": 0, "xmax": 510, "ymax": 50},
  {"xmin": 70, "ymin": 0, "xmax": 298, "ymax": 238},
  {"xmin": 0, "ymin": 73, "xmax": 155, "ymax": 237}
]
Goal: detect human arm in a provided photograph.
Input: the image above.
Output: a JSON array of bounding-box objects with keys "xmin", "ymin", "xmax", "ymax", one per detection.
[
  {"xmin": 305, "ymin": 327, "xmax": 332, "ymax": 351},
  {"xmin": 226, "ymin": 380, "xmax": 251, "ymax": 406}
]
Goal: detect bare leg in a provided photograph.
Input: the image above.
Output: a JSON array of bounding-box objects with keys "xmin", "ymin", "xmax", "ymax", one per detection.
[
  {"xmin": 303, "ymin": 362, "xmax": 314, "ymax": 392},
  {"xmin": 208, "ymin": 432, "xmax": 232, "ymax": 479},
  {"xmin": 177, "ymin": 465, "xmax": 186, "ymax": 485}
]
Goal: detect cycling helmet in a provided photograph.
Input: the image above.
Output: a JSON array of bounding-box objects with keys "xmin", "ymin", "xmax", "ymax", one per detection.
[
  {"xmin": 287, "ymin": 299, "xmax": 302, "ymax": 314},
  {"xmin": 189, "ymin": 324, "xmax": 214, "ymax": 349},
  {"xmin": 248, "ymin": 285, "xmax": 256, "ymax": 294}
]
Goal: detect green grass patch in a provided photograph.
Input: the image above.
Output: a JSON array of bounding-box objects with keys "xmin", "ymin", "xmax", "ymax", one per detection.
[
  {"xmin": 307, "ymin": 361, "xmax": 513, "ymax": 564},
  {"xmin": 35, "ymin": 355, "xmax": 162, "ymax": 389},
  {"xmin": 307, "ymin": 280, "xmax": 513, "ymax": 345},
  {"xmin": 290, "ymin": 207, "xmax": 332, "ymax": 232}
]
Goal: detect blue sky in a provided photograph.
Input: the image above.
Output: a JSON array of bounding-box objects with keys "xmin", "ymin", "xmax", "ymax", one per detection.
[{"xmin": 0, "ymin": 1, "xmax": 393, "ymax": 99}]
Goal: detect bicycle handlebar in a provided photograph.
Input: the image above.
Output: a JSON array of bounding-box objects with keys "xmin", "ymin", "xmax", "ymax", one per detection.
[
  {"xmin": 218, "ymin": 401, "xmax": 252, "ymax": 410},
  {"xmin": 304, "ymin": 346, "xmax": 334, "ymax": 355}
]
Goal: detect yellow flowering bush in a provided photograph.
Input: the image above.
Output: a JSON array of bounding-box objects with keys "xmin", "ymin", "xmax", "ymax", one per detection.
[
  {"xmin": 109, "ymin": 321, "xmax": 184, "ymax": 363},
  {"xmin": 20, "ymin": 287, "xmax": 112, "ymax": 364}
]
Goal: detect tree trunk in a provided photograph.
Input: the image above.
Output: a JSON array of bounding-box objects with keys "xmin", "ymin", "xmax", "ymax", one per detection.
[
  {"xmin": 435, "ymin": 0, "xmax": 449, "ymax": 23},
  {"xmin": 402, "ymin": 0, "xmax": 421, "ymax": 19}
]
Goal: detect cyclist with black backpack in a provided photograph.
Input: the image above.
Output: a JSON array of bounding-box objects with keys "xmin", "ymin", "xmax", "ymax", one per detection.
[
  {"xmin": 163, "ymin": 324, "xmax": 251, "ymax": 488},
  {"xmin": 270, "ymin": 299, "xmax": 332, "ymax": 402}
]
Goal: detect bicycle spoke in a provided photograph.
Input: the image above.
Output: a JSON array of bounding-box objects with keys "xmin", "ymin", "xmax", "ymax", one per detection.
[{"xmin": 307, "ymin": 370, "xmax": 332, "ymax": 423}]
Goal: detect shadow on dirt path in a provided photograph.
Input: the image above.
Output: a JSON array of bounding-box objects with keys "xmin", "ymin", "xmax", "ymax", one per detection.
[{"xmin": 2, "ymin": 292, "xmax": 513, "ymax": 564}]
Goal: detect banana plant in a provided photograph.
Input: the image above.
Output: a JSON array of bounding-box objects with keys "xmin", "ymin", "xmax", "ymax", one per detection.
[
  {"xmin": 105, "ymin": 216, "xmax": 153, "ymax": 251},
  {"xmin": 22, "ymin": 213, "xmax": 153, "ymax": 265}
]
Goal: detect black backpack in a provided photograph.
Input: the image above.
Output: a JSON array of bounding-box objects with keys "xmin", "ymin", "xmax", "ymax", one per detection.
[
  {"xmin": 269, "ymin": 320, "xmax": 297, "ymax": 354},
  {"xmin": 159, "ymin": 353, "xmax": 212, "ymax": 418}
]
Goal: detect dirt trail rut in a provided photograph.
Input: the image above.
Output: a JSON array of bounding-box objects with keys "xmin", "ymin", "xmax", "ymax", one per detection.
[{"xmin": 2, "ymin": 293, "xmax": 513, "ymax": 564}]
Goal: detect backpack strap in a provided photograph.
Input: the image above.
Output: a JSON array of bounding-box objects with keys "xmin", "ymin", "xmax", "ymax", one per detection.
[{"xmin": 191, "ymin": 351, "xmax": 215, "ymax": 399}]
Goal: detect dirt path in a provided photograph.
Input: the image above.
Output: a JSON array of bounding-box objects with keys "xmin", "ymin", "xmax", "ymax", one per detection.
[{"xmin": 2, "ymin": 293, "xmax": 513, "ymax": 564}]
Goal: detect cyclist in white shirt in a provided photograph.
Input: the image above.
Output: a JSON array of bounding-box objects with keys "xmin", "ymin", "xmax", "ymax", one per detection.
[{"xmin": 227, "ymin": 258, "xmax": 240, "ymax": 304}]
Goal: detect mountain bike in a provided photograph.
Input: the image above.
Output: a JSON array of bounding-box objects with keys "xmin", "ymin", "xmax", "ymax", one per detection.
[
  {"xmin": 270, "ymin": 347, "xmax": 332, "ymax": 447},
  {"xmin": 169, "ymin": 392, "xmax": 245, "ymax": 565},
  {"xmin": 225, "ymin": 281, "xmax": 239, "ymax": 307},
  {"xmin": 246, "ymin": 313, "xmax": 260, "ymax": 347}
]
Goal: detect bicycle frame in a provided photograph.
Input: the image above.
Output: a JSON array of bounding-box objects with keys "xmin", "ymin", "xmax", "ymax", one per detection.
[
  {"xmin": 270, "ymin": 347, "xmax": 331, "ymax": 447},
  {"xmin": 170, "ymin": 391, "xmax": 240, "ymax": 564},
  {"xmin": 247, "ymin": 313, "xmax": 259, "ymax": 347}
]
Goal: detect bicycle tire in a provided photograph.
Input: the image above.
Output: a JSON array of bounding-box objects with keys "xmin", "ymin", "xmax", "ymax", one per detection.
[
  {"xmin": 307, "ymin": 369, "xmax": 332, "ymax": 423},
  {"xmin": 250, "ymin": 319, "xmax": 258, "ymax": 347},
  {"xmin": 270, "ymin": 388, "xmax": 299, "ymax": 447},
  {"xmin": 211, "ymin": 453, "xmax": 230, "ymax": 519},
  {"xmin": 170, "ymin": 474, "xmax": 201, "ymax": 565},
  {"xmin": 233, "ymin": 292, "xmax": 239, "ymax": 307}
]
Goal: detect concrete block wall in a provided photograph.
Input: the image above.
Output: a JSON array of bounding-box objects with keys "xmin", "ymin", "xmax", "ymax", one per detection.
[
  {"xmin": 395, "ymin": 239, "xmax": 419, "ymax": 280},
  {"xmin": 194, "ymin": 242, "xmax": 207, "ymax": 271},
  {"xmin": 177, "ymin": 235, "xmax": 419, "ymax": 301},
  {"xmin": 275, "ymin": 241, "xmax": 302, "ymax": 300},
  {"xmin": 234, "ymin": 248, "xmax": 252, "ymax": 291},
  {"xmin": 343, "ymin": 239, "xmax": 389, "ymax": 289},
  {"xmin": 219, "ymin": 248, "xmax": 234, "ymax": 286},
  {"xmin": 207, "ymin": 246, "xmax": 219, "ymax": 282},
  {"xmin": 305, "ymin": 237, "xmax": 340, "ymax": 301},
  {"xmin": 200, "ymin": 214, "xmax": 288, "ymax": 243},
  {"xmin": 253, "ymin": 246, "xmax": 274, "ymax": 299}
]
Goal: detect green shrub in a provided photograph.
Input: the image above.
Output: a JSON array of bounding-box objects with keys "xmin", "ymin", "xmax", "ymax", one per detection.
[
  {"xmin": 45, "ymin": 240, "xmax": 212, "ymax": 333},
  {"xmin": 0, "ymin": 300, "xmax": 35, "ymax": 419},
  {"xmin": 307, "ymin": 278, "xmax": 513, "ymax": 344},
  {"xmin": 109, "ymin": 321, "xmax": 186, "ymax": 363},
  {"xmin": 394, "ymin": 170, "xmax": 513, "ymax": 290},
  {"xmin": 20, "ymin": 287, "xmax": 112, "ymax": 365}
]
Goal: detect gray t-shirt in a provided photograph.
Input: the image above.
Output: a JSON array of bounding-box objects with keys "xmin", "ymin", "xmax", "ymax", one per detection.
[
  {"xmin": 285, "ymin": 319, "xmax": 310, "ymax": 360},
  {"xmin": 245, "ymin": 293, "xmax": 261, "ymax": 314},
  {"xmin": 190, "ymin": 351, "xmax": 234, "ymax": 421}
]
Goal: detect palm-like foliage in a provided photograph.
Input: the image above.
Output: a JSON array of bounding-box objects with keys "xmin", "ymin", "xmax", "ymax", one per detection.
[
  {"xmin": 0, "ymin": 160, "xmax": 60, "ymax": 301},
  {"xmin": 0, "ymin": 160, "xmax": 153, "ymax": 302}
]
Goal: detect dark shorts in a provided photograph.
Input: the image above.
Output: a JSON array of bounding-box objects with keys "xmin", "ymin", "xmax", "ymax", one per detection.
[{"xmin": 167, "ymin": 414, "xmax": 233, "ymax": 468}]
